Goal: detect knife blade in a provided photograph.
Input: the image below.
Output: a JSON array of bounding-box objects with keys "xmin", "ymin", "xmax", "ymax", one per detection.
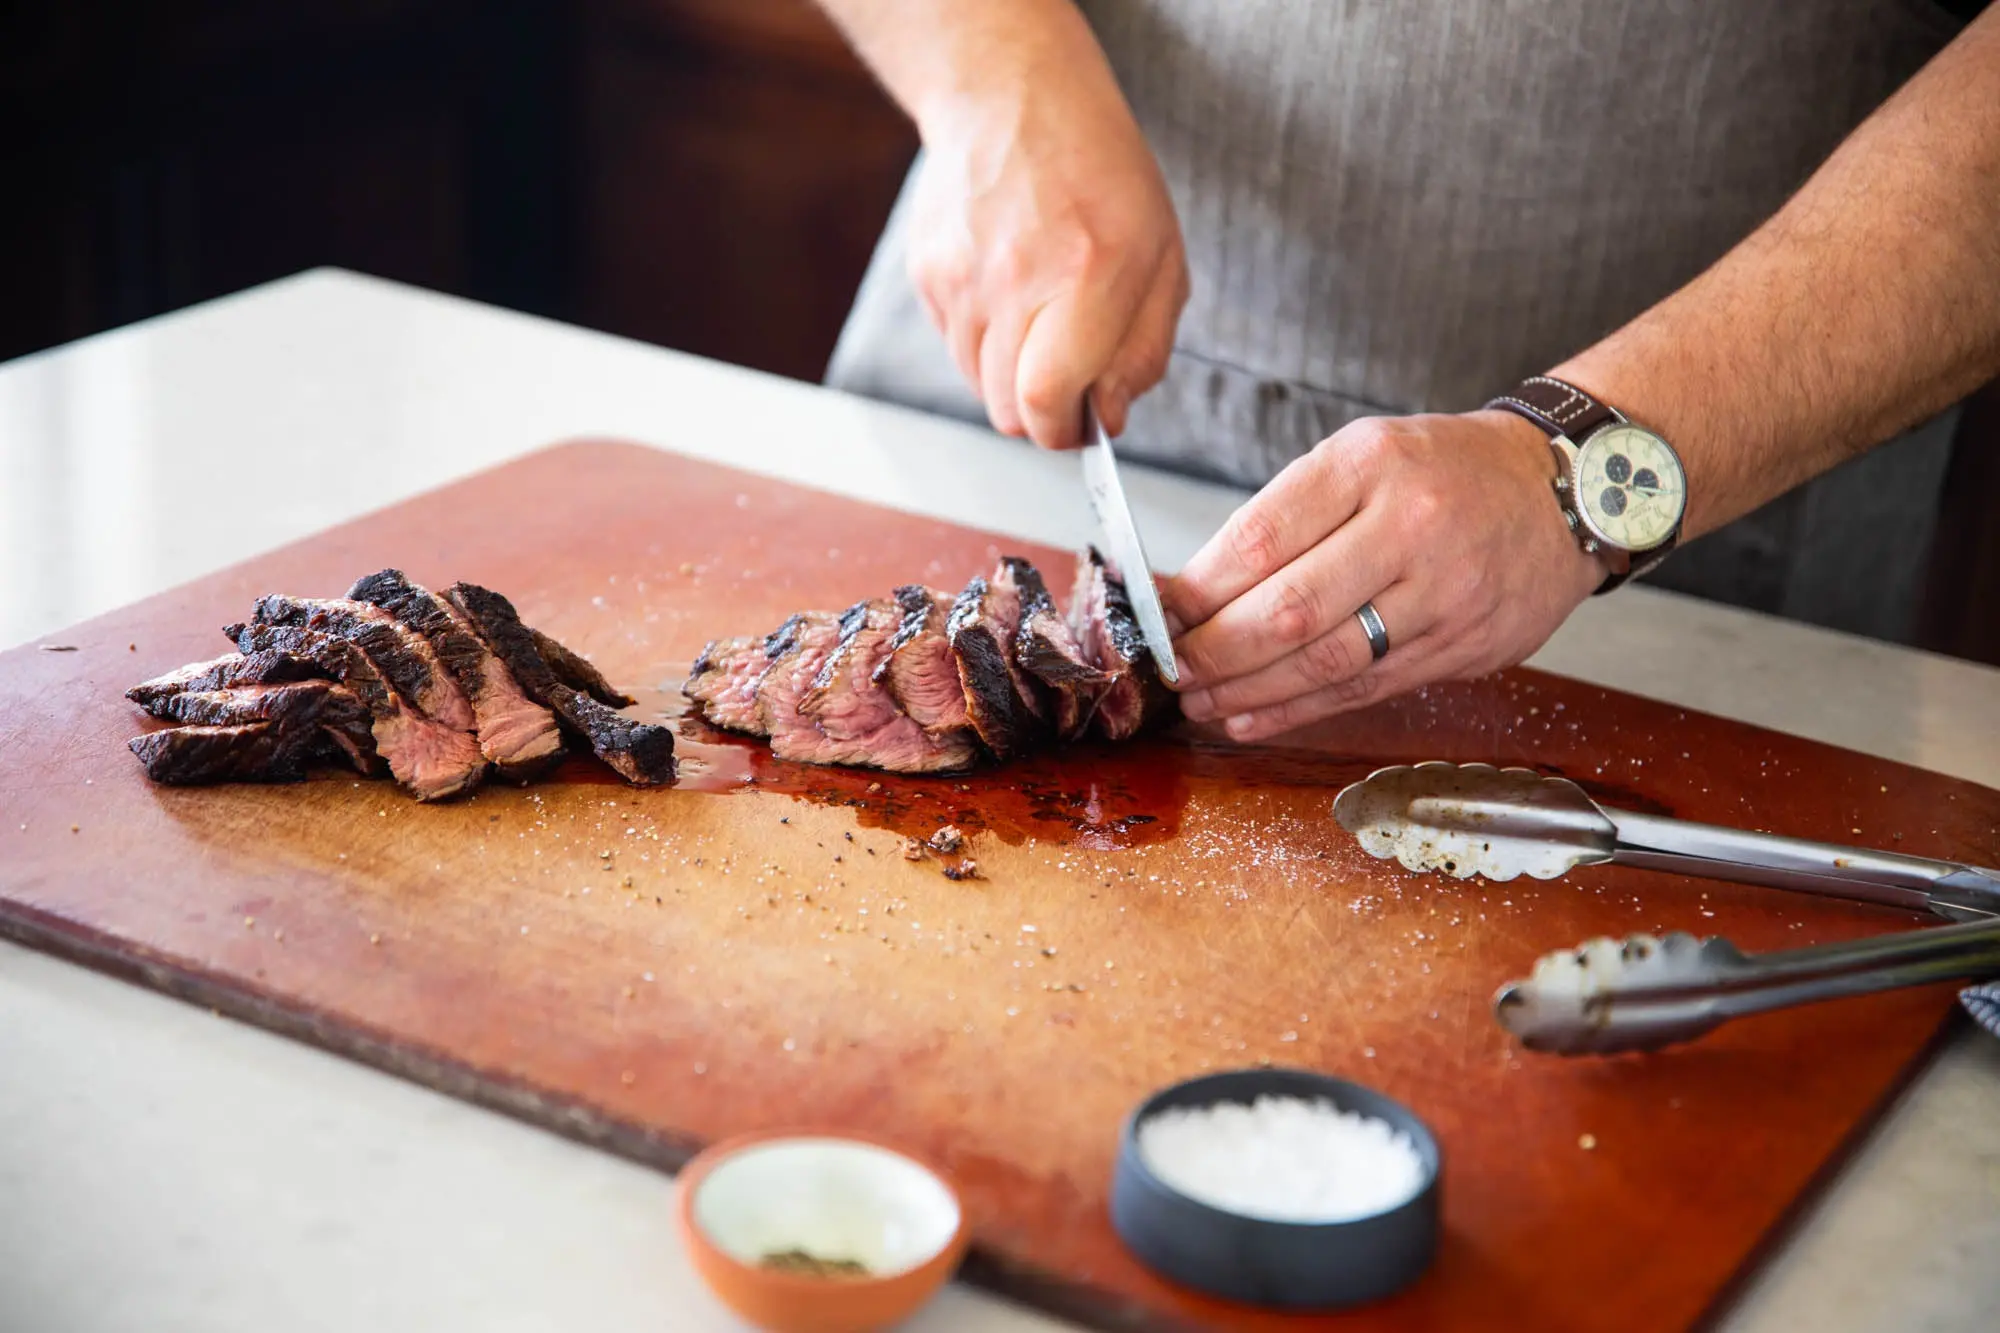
[{"xmin": 1080, "ymin": 400, "xmax": 1180, "ymax": 687}]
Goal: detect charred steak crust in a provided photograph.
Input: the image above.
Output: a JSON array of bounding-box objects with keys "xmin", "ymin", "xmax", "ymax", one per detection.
[
  {"xmin": 530, "ymin": 627, "xmax": 634, "ymax": 708},
  {"xmin": 126, "ymin": 649, "xmax": 328, "ymax": 709},
  {"xmin": 228, "ymin": 621, "xmax": 485, "ymax": 800},
  {"xmin": 805, "ymin": 600, "xmax": 877, "ymax": 706},
  {"xmin": 877, "ymin": 585, "xmax": 939, "ymax": 669},
  {"xmin": 1011, "ymin": 558, "xmax": 1111, "ymax": 740},
  {"xmin": 250, "ymin": 594, "xmax": 476, "ymax": 732},
  {"xmin": 947, "ymin": 575, "xmax": 1027, "ymax": 759},
  {"xmin": 128, "ymin": 720, "xmax": 322, "ymax": 785},
  {"xmin": 444, "ymin": 582, "xmax": 675, "ymax": 785},
  {"xmin": 349, "ymin": 568, "xmax": 565, "ymax": 781}
]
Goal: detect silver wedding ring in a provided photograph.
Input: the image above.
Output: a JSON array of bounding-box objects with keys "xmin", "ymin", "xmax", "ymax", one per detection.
[{"xmin": 1356, "ymin": 600, "xmax": 1390, "ymax": 661}]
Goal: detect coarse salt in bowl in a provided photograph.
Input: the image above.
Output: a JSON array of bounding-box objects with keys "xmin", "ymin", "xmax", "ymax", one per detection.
[{"xmin": 1111, "ymin": 1067, "xmax": 1442, "ymax": 1310}]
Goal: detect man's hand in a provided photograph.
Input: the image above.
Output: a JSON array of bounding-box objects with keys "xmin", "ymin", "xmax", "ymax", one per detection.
[
  {"xmin": 909, "ymin": 84, "xmax": 1186, "ymax": 449},
  {"xmin": 1161, "ymin": 411, "xmax": 1606, "ymax": 741},
  {"xmin": 814, "ymin": 0, "xmax": 1186, "ymax": 449}
]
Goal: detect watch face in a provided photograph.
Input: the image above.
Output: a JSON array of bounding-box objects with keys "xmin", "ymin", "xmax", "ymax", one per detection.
[{"xmin": 1573, "ymin": 424, "xmax": 1686, "ymax": 551}]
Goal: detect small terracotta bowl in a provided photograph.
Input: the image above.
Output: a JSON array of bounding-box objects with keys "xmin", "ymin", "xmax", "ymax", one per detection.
[{"xmin": 678, "ymin": 1130, "xmax": 969, "ymax": 1333}]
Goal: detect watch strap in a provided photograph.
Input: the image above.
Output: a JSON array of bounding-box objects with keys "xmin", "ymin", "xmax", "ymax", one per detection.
[
  {"xmin": 1484, "ymin": 375, "xmax": 1620, "ymax": 443},
  {"xmin": 1485, "ymin": 374, "xmax": 1676, "ymax": 596}
]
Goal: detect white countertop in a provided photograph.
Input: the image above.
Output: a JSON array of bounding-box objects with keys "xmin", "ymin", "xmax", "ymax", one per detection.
[{"xmin": 2, "ymin": 269, "xmax": 1995, "ymax": 1333}]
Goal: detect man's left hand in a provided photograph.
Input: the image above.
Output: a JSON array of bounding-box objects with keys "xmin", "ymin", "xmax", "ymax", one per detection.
[{"xmin": 1160, "ymin": 410, "xmax": 1607, "ymax": 742}]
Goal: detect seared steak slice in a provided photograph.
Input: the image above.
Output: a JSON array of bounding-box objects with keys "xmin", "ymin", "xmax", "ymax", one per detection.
[
  {"xmin": 140, "ymin": 680, "xmax": 379, "ymax": 776},
  {"xmin": 947, "ymin": 562, "xmax": 1050, "ymax": 759},
  {"xmin": 229, "ymin": 621, "xmax": 485, "ymax": 800},
  {"xmin": 749, "ymin": 613, "xmax": 845, "ymax": 755},
  {"xmin": 126, "ymin": 649, "xmax": 326, "ymax": 710},
  {"xmin": 684, "ymin": 612, "xmax": 836, "ymax": 736},
  {"xmin": 251, "ymin": 595, "xmax": 477, "ymax": 732},
  {"xmin": 1012, "ymin": 560, "xmax": 1112, "ymax": 740},
  {"xmin": 684, "ymin": 636, "xmax": 771, "ymax": 734},
  {"xmin": 531, "ymin": 628, "xmax": 634, "ymax": 708},
  {"xmin": 348, "ymin": 569, "xmax": 564, "ymax": 782},
  {"xmin": 798, "ymin": 599, "xmax": 979, "ymax": 773},
  {"xmin": 873, "ymin": 585, "xmax": 973, "ymax": 735},
  {"xmin": 128, "ymin": 721, "xmax": 320, "ymax": 786},
  {"xmin": 1073, "ymin": 547, "xmax": 1178, "ymax": 741},
  {"xmin": 444, "ymin": 583, "xmax": 675, "ymax": 785}
]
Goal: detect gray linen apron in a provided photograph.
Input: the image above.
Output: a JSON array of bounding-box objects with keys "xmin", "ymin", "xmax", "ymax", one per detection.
[{"xmin": 824, "ymin": 0, "xmax": 1975, "ymax": 643}]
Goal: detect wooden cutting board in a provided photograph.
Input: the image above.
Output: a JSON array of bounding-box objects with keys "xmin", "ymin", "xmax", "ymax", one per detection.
[{"xmin": 4, "ymin": 440, "xmax": 1994, "ymax": 1332}]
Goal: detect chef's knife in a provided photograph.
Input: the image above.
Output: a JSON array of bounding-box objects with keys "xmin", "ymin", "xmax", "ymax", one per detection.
[{"xmin": 1080, "ymin": 398, "xmax": 1180, "ymax": 687}]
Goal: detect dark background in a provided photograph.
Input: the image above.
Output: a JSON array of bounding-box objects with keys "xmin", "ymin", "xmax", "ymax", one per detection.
[{"xmin": 5, "ymin": 0, "xmax": 1995, "ymax": 666}]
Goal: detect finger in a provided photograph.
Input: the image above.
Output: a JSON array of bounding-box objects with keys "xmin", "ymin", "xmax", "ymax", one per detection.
[
  {"xmin": 1217, "ymin": 630, "xmax": 1468, "ymax": 742},
  {"xmin": 1161, "ymin": 436, "xmax": 1368, "ymax": 632},
  {"xmin": 1099, "ymin": 252, "xmax": 1188, "ymax": 436},
  {"xmin": 947, "ymin": 307, "xmax": 986, "ymax": 402},
  {"xmin": 1173, "ymin": 511, "xmax": 1396, "ymax": 687},
  {"xmin": 979, "ymin": 304, "xmax": 1032, "ymax": 437},
  {"xmin": 1014, "ymin": 268, "xmax": 1153, "ymax": 451},
  {"xmin": 1180, "ymin": 581, "xmax": 1427, "ymax": 721}
]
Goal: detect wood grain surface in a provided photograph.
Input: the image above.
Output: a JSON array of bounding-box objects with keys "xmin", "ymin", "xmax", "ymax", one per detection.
[{"xmin": 3, "ymin": 440, "xmax": 1994, "ymax": 1332}]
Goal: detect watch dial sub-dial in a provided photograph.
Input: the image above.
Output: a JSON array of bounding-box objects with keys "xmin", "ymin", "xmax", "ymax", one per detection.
[{"xmin": 1573, "ymin": 425, "xmax": 1686, "ymax": 551}]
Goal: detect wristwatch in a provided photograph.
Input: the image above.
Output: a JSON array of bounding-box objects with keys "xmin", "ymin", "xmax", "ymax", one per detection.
[{"xmin": 1484, "ymin": 375, "xmax": 1687, "ymax": 594}]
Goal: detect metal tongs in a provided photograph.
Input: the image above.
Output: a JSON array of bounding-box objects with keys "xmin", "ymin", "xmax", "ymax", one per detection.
[{"xmin": 1332, "ymin": 762, "xmax": 2000, "ymax": 1054}]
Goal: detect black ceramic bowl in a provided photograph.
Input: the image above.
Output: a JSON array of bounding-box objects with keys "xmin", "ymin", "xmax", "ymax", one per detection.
[{"xmin": 1110, "ymin": 1067, "xmax": 1441, "ymax": 1310}]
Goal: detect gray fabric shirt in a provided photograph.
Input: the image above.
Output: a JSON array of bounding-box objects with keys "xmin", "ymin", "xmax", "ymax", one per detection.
[{"xmin": 825, "ymin": 0, "xmax": 1973, "ymax": 642}]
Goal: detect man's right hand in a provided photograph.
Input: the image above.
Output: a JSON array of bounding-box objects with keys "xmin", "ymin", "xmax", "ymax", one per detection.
[
  {"xmin": 909, "ymin": 85, "xmax": 1187, "ymax": 450},
  {"xmin": 817, "ymin": 0, "xmax": 1186, "ymax": 450}
]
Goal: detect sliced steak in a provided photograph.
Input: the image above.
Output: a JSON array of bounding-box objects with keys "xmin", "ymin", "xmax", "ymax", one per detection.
[
  {"xmin": 1073, "ymin": 547, "xmax": 1177, "ymax": 741},
  {"xmin": 125, "ymin": 649, "xmax": 327, "ymax": 710},
  {"xmin": 444, "ymin": 583, "xmax": 675, "ymax": 785},
  {"xmin": 685, "ymin": 635, "xmax": 776, "ymax": 735},
  {"xmin": 873, "ymin": 585, "xmax": 973, "ymax": 735},
  {"xmin": 140, "ymin": 679, "xmax": 380, "ymax": 776},
  {"xmin": 251, "ymin": 595, "xmax": 477, "ymax": 732},
  {"xmin": 748, "ymin": 612, "xmax": 845, "ymax": 755},
  {"xmin": 947, "ymin": 562, "xmax": 1049, "ymax": 759},
  {"xmin": 1012, "ymin": 560, "xmax": 1112, "ymax": 740},
  {"xmin": 128, "ymin": 721, "xmax": 320, "ymax": 786},
  {"xmin": 530, "ymin": 628, "xmax": 634, "ymax": 708},
  {"xmin": 229, "ymin": 621, "xmax": 486, "ymax": 800},
  {"xmin": 798, "ymin": 599, "xmax": 979, "ymax": 773},
  {"xmin": 348, "ymin": 569, "xmax": 565, "ymax": 782}
]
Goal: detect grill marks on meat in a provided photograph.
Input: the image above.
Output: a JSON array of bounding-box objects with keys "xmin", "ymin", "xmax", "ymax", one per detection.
[
  {"xmin": 684, "ymin": 551, "xmax": 1174, "ymax": 773},
  {"xmin": 136, "ymin": 681, "xmax": 379, "ymax": 776},
  {"xmin": 444, "ymin": 582, "xmax": 676, "ymax": 786},
  {"xmin": 126, "ymin": 649, "xmax": 327, "ymax": 708},
  {"xmin": 129, "ymin": 722, "xmax": 320, "ymax": 785},
  {"xmin": 1074, "ymin": 546, "xmax": 1175, "ymax": 740},
  {"xmin": 797, "ymin": 599, "xmax": 979, "ymax": 772},
  {"xmin": 874, "ymin": 586, "xmax": 972, "ymax": 735},
  {"xmin": 348, "ymin": 569, "xmax": 565, "ymax": 782},
  {"xmin": 251, "ymin": 595, "xmax": 476, "ymax": 732},
  {"xmin": 1012, "ymin": 561, "xmax": 1112, "ymax": 740},
  {"xmin": 129, "ymin": 570, "xmax": 663, "ymax": 797},
  {"xmin": 229, "ymin": 620, "xmax": 486, "ymax": 801}
]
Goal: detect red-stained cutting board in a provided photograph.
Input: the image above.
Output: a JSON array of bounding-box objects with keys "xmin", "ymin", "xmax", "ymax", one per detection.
[{"xmin": 3, "ymin": 440, "xmax": 1995, "ymax": 1332}]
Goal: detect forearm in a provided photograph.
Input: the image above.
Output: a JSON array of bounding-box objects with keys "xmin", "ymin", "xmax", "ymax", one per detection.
[
  {"xmin": 814, "ymin": 0, "xmax": 1121, "ymax": 141},
  {"xmin": 1551, "ymin": 9, "xmax": 2000, "ymax": 540}
]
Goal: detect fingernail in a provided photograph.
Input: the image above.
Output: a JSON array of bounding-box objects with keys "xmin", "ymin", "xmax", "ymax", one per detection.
[
  {"xmin": 1163, "ymin": 608, "xmax": 1186, "ymax": 636},
  {"xmin": 1180, "ymin": 689, "xmax": 1213, "ymax": 720},
  {"xmin": 1224, "ymin": 713, "xmax": 1256, "ymax": 738}
]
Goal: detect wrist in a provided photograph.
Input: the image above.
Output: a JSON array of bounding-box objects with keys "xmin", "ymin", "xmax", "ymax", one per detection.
[
  {"xmin": 1469, "ymin": 408, "xmax": 1624, "ymax": 598},
  {"xmin": 902, "ymin": 1, "xmax": 1116, "ymax": 146}
]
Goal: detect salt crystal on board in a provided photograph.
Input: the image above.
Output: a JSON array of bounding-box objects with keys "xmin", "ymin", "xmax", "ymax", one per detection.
[{"xmin": 1137, "ymin": 1095, "xmax": 1424, "ymax": 1223}]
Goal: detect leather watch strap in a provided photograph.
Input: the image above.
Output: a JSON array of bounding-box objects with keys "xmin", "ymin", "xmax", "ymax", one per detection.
[{"xmin": 1485, "ymin": 375, "xmax": 1620, "ymax": 442}]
